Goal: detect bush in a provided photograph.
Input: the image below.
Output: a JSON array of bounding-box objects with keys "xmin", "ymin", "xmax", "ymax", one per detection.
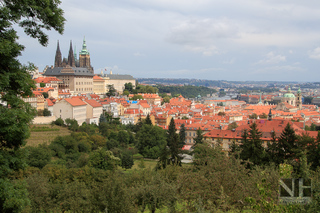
[{"xmin": 53, "ymin": 118, "xmax": 64, "ymax": 126}]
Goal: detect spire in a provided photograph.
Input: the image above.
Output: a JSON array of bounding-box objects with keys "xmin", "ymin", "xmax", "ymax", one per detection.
[
  {"xmin": 79, "ymin": 36, "xmax": 89, "ymax": 55},
  {"xmin": 54, "ymin": 40, "xmax": 62, "ymax": 67},
  {"xmin": 68, "ymin": 40, "xmax": 75, "ymax": 67},
  {"xmin": 268, "ymin": 108, "xmax": 272, "ymax": 121}
]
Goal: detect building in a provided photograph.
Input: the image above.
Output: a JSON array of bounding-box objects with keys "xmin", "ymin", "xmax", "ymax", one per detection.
[
  {"xmin": 53, "ymin": 98, "xmax": 87, "ymax": 124},
  {"xmin": 43, "ymin": 39, "xmax": 94, "ymax": 94}
]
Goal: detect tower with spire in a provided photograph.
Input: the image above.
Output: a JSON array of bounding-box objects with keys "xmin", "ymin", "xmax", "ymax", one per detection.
[
  {"xmin": 67, "ymin": 40, "xmax": 75, "ymax": 67},
  {"xmin": 296, "ymin": 87, "xmax": 302, "ymax": 110},
  {"xmin": 79, "ymin": 37, "xmax": 93, "ymax": 73},
  {"xmin": 54, "ymin": 41, "xmax": 62, "ymax": 67},
  {"xmin": 53, "ymin": 38, "xmax": 93, "ymax": 73}
]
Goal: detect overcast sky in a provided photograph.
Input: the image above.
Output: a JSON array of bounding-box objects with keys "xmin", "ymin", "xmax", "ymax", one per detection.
[{"xmin": 17, "ymin": 0, "xmax": 320, "ymax": 82}]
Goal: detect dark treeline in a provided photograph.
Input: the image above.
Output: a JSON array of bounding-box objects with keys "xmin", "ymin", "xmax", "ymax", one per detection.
[{"xmin": 157, "ymin": 85, "xmax": 217, "ymax": 99}]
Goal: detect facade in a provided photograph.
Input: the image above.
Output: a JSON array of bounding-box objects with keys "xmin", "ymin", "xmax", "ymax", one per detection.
[
  {"xmin": 85, "ymin": 99, "xmax": 103, "ymax": 122},
  {"xmin": 53, "ymin": 98, "xmax": 87, "ymax": 124}
]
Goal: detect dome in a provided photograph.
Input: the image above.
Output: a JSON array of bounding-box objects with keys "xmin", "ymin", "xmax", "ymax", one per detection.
[
  {"xmin": 284, "ymin": 93, "xmax": 295, "ymax": 98},
  {"xmin": 283, "ymin": 87, "xmax": 295, "ymax": 98}
]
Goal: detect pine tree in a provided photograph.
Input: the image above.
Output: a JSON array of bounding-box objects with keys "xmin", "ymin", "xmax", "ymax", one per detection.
[
  {"xmin": 145, "ymin": 114, "xmax": 152, "ymax": 125},
  {"xmin": 277, "ymin": 123, "xmax": 298, "ymax": 162},
  {"xmin": 179, "ymin": 123, "xmax": 186, "ymax": 146},
  {"xmin": 194, "ymin": 128, "xmax": 204, "ymax": 145},
  {"xmin": 239, "ymin": 122, "xmax": 266, "ymax": 168},
  {"xmin": 166, "ymin": 118, "xmax": 182, "ymax": 166},
  {"xmin": 266, "ymin": 130, "xmax": 281, "ymax": 165}
]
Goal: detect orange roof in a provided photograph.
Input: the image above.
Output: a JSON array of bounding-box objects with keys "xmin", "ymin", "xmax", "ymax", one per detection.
[
  {"xmin": 64, "ymin": 98, "xmax": 87, "ymax": 107},
  {"xmin": 35, "ymin": 77, "xmax": 62, "ymax": 83},
  {"xmin": 93, "ymin": 75, "xmax": 104, "ymax": 81},
  {"xmin": 85, "ymin": 99, "xmax": 102, "ymax": 108}
]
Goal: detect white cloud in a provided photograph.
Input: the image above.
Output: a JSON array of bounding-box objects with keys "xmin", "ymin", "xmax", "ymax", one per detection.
[
  {"xmin": 309, "ymin": 47, "xmax": 320, "ymax": 60},
  {"xmin": 255, "ymin": 52, "xmax": 286, "ymax": 65},
  {"xmin": 133, "ymin": 52, "xmax": 145, "ymax": 57}
]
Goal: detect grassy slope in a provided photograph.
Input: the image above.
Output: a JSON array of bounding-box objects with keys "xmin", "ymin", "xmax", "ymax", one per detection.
[{"xmin": 27, "ymin": 124, "xmax": 71, "ymax": 146}]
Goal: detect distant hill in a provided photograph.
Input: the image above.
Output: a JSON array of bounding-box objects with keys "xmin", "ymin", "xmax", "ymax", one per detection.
[{"xmin": 137, "ymin": 78, "xmax": 299, "ymax": 88}]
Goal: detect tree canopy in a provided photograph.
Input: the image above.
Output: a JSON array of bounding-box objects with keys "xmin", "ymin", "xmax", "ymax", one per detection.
[{"xmin": 0, "ymin": 0, "xmax": 65, "ymax": 211}]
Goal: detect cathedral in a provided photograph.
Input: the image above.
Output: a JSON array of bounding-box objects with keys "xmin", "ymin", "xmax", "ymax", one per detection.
[
  {"xmin": 54, "ymin": 38, "xmax": 94, "ymax": 73},
  {"xmin": 43, "ymin": 38, "xmax": 95, "ymax": 94}
]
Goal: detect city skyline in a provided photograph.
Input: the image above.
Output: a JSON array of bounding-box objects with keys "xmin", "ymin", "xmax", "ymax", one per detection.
[{"xmin": 17, "ymin": 0, "xmax": 320, "ymax": 82}]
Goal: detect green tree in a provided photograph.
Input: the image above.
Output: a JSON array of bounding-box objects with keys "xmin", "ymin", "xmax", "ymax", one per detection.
[
  {"xmin": 307, "ymin": 131, "xmax": 320, "ymax": 170},
  {"xmin": 179, "ymin": 124, "xmax": 186, "ymax": 146},
  {"xmin": 218, "ymin": 111, "xmax": 226, "ymax": 116},
  {"xmin": 65, "ymin": 118, "xmax": 79, "ymax": 131},
  {"xmin": 39, "ymin": 82, "xmax": 45, "ymax": 87},
  {"xmin": 106, "ymin": 84, "xmax": 116, "ymax": 97},
  {"xmin": 166, "ymin": 118, "xmax": 182, "ymax": 166},
  {"xmin": 42, "ymin": 92, "xmax": 48, "ymax": 99},
  {"xmin": 89, "ymin": 149, "xmax": 120, "ymax": 170},
  {"xmin": 249, "ymin": 113, "xmax": 258, "ymax": 119},
  {"xmin": 136, "ymin": 124, "xmax": 166, "ymax": 159},
  {"xmin": 121, "ymin": 150, "xmax": 134, "ymax": 170},
  {"xmin": 0, "ymin": 0, "xmax": 65, "ymax": 211},
  {"xmin": 227, "ymin": 122, "xmax": 238, "ymax": 130},
  {"xmin": 130, "ymin": 94, "xmax": 144, "ymax": 100},
  {"xmin": 122, "ymin": 90, "xmax": 130, "ymax": 96},
  {"xmin": 144, "ymin": 114, "xmax": 152, "ymax": 125},
  {"xmin": 239, "ymin": 122, "xmax": 266, "ymax": 168},
  {"xmin": 42, "ymin": 108, "xmax": 51, "ymax": 116},
  {"xmin": 194, "ymin": 128, "xmax": 204, "ymax": 145},
  {"xmin": 124, "ymin": 82, "xmax": 133, "ymax": 92},
  {"xmin": 54, "ymin": 117, "xmax": 64, "ymax": 126},
  {"xmin": 277, "ymin": 123, "xmax": 298, "ymax": 163}
]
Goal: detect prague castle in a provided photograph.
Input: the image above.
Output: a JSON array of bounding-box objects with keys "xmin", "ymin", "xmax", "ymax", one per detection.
[
  {"xmin": 43, "ymin": 38, "xmax": 94, "ymax": 94},
  {"xmin": 43, "ymin": 38, "xmax": 135, "ymax": 95}
]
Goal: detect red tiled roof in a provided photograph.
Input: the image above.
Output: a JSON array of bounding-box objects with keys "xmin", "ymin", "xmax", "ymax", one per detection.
[
  {"xmin": 64, "ymin": 98, "xmax": 87, "ymax": 107},
  {"xmin": 85, "ymin": 99, "xmax": 102, "ymax": 108}
]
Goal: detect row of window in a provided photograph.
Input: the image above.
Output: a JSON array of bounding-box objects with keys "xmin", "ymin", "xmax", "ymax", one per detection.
[
  {"xmin": 75, "ymin": 88, "xmax": 92, "ymax": 91},
  {"xmin": 76, "ymin": 82, "xmax": 93, "ymax": 85}
]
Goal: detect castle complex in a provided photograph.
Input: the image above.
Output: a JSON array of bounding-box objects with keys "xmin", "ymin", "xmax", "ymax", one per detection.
[{"xmin": 43, "ymin": 38, "xmax": 135, "ymax": 95}]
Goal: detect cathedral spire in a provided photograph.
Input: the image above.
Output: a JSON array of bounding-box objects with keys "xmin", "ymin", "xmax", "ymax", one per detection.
[
  {"xmin": 68, "ymin": 40, "xmax": 75, "ymax": 67},
  {"xmin": 54, "ymin": 40, "xmax": 62, "ymax": 67}
]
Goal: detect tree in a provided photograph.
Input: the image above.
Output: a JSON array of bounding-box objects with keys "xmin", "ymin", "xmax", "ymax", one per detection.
[
  {"xmin": 124, "ymin": 82, "xmax": 133, "ymax": 92},
  {"xmin": 42, "ymin": 92, "xmax": 48, "ymax": 99},
  {"xmin": 43, "ymin": 108, "xmax": 51, "ymax": 116},
  {"xmin": 166, "ymin": 118, "xmax": 182, "ymax": 166},
  {"xmin": 227, "ymin": 122, "xmax": 238, "ymax": 130},
  {"xmin": 121, "ymin": 150, "xmax": 134, "ymax": 170},
  {"xmin": 54, "ymin": 117, "xmax": 64, "ymax": 126},
  {"xmin": 136, "ymin": 124, "xmax": 166, "ymax": 159},
  {"xmin": 218, "ymin": 111, "xmax": 226, "ymax": 116},
  {"xmin": 89, "ymin": 149, "xmax": 120, "ymax": 171},
  {"xmin": 179, "ymin": 124, "xmax": 186, "ymax": 146},
  {"xmin": 40, "ymin": 82, "xmax": 45, "ymax": 87},
  {"xmin": 194, "ymin": 128, "xmax": 204, "ymax": 145},
  {"xmin": 239, "ymin": 122, "xmax": 266, "ymax": 168},
  {"xmin": 130, "ymin": 94, "xmax": 144, "ymax": 100},
  {"xmin": 249, "ymin": 113, "xmax": 258, "ymax": 119},
  {"xmin": 144, "ymin": 114, "xmax": 152, "ymax": 125},
  {"xmin": 106, "ymin": 84, "xmax": 116, "ymax": 97},
  {"xmin": 277, "ymin": 123, "xmax": 298, "ymax": 163},
  {"xmin": 0, "ymin": 0, "xmax": 65, "ymax": 211}
]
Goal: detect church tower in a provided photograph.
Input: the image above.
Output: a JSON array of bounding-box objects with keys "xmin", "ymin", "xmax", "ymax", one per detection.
[
  {"xmin": 79, "ymin": 37, "xmax": 93, "ymax": 73},
  {"xmin": 54, "ymin": 41, "xmax": 62, "ymax": 67},
  {"xmin": 67, "ymin": 41, "xmax": 75, "ymax": 67},
  {"xmin": 296, "ymin": 87, "xmax": 302, "ymax": 110}
]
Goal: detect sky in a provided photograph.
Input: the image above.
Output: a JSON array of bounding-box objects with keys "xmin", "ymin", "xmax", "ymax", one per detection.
[{"xmin": 17, "ymin": 0, "xmax": 320, "ymax": 82}]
